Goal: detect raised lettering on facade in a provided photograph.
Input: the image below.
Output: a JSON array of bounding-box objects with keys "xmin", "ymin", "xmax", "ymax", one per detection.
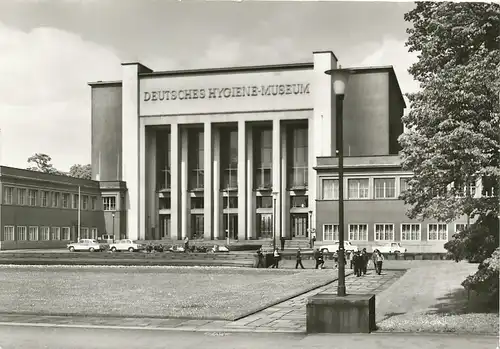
[{"xmin": 143, "ymin": 83, "xmax": 310, "ymax": 102}]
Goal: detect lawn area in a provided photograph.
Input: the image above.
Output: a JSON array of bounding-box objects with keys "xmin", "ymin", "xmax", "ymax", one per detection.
[
  {"xmin": 0, "ymin": 265, "xmax": 337, "ymax": 321},
  {"xmin": 376, "ymin": 261, "xmax": 498, "ymax": 335}
]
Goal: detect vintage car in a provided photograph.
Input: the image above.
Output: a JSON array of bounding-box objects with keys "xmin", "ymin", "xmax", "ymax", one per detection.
[
  {"xmin": 109, "ymin": 239, "xmax": 145, "ymax": 252},
  {"xmin": 318, "ymin": 241, "xmax": 359, "ymax": 254},
  {"xmin": 375, "ymin": 242, "xmax": 407, "ymax": 254},
  {"xmin": 67, "ymin": 239, "xmax": 103, "ymax": 252}
]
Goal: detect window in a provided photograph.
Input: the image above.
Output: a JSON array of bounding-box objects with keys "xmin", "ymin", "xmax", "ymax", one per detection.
[
  {"xmin": 291, "ymin": 196, "xmax": 308, "ymax": 208},
  {"xmin": 190, "ymin": 129, "xmax": 205, "ymax": 190},
  {"xmin": 221, "ymin": 129, "xmax": 237, "ymax": 190},
  {"xmin": 348, "ymin": 179, "xmax": 369, "ymax": 199},
  {"xmin": 322, "ymin": 179, "xmax": 339, "ymax": 200},
  {"xmin": 50, "ymin": 227, "xmax": 60, "ymax": 240},
  {"xmin": 62, "ymin": 193, "xmax": 70, "ymax": 208},
  {"xmin": 81, "ymin": 227, "xmax": 89, "ymax": 239},
  {"xmin": 91, "ymin": 196, "xmax": 97, "ymax": 210},
  {"xmin": 29, "ymin": 226, "xmax": 39, "ymax": 241},
  {"xmin": 3, "ymin": 187, "xmax": 13, "ymax": 204},
  {"xmin": 428, "ymin": 223, "xmax": 448, "ymax": 241},
  {"xmin": 289, "ymin": 127, "xmax": 308, "ymax": 189},
  {"xmin": 191, "ymin": 215, "xmax": 204, "ymax": 239},
  {"xmin": 401, "ymin": 224, "xmax": 421, "ymax": 241},
  {"xmin": 17, "ymin": 188, "xmax": 26, "ymax": 205},
  {"xmin": 72, "ymin": 194, "xmax": 79, "ymax": 209},
  {"xmin": 400, "ymin": 178, "xmax": 411, "ymax": 194},
  {"xmin": 256, "ymin": 196, "xmax": 273, "ymax": 209},
  {"xmin": 28, "ymin": 189, "xmax": 37, "ymax": 206},
  {"xmin": 191, "ymin": 197, "xmax": 204, "ymax": 209},
  {"xmin": 82, "ymin": 195, "xmax": 88, "ymax": 210},
  {"xmin": 455, "ymin": 223, "xmax": 467, "ymax": 234},
  {"xmin": 40, "ymin": 191, "xmax": 49, "ymax": 207},
  {"xmin": 323, "ymin": 224, "xmax": 339, "ymax": 241},
  {"xmin": 3, "ymin": 226, "xmax": 14, "ymax": 241},
  {"xmin": 159, "ymin": 197, "xmax": 171, "ymax": 210},
  {"xmin": 16, "ymin": 226, "xmax": 27, "ymax": 241},
  {"xmin": 91, "ymin": 228, "xmax": 98, "ymax": 239},
  {"xmin": 454, "ymin": 182, "xmax": 476, "ymax": 197},
  {"xmin": 222, "ymin": 197, "xmax": 238, "ymax": 209},
  {"xmin": 348, "ymin": 224, "xmax": 368, "ymax": 241},
  {"xmin": 52, "ymin": 192, "xmax": 60, "ymax": 207},
  {"xmin": 374, "ymin": 224, "xmax": 394, "ymax": 241},
  {"xmin": 61, "ymin": 227, "xmax": 70, "ymax": 240},
  {"xmin": 374, "ymin": 178, "xmax": 396, "ymax": 199},
  {"xmin": 40, "ymin": 227, "xmax": 50, "ymax": 240},
  {"xmin": 254, "ymin": 129, "xmax": 272, "ymax": 189},
  {"xmin": 103, "ymin": 196, "xmax": 116, "ymax": 211}
]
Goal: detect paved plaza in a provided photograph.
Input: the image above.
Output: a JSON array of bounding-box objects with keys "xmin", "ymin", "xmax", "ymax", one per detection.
[{"xmin": 0, "ymin": 269, "xmax": 404, "ymax": 333}]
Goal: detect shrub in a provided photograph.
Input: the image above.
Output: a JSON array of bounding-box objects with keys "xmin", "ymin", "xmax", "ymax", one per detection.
[{"xmin": 462, "ymin": 247, "xmax": 500, "ymax": 307}]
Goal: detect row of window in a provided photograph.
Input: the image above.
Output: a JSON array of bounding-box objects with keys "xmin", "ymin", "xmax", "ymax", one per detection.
[
  {"xmin": 159, "ymin": 195, "xmax": 309, "ymax": 210},
  {"xmin": 3, "ymin": 187, "xmax": 98, "ymax": 210},
  {"xmin": 322, "ymin": 223, "xmax": 466, "ymax": 242},
  {"xmin": 321, "ymin": 177, "xmax": 479, "ymax": 200},
  {"xmin": 2, "ymin": 226, "xmax": 98, "ymax": 241}
]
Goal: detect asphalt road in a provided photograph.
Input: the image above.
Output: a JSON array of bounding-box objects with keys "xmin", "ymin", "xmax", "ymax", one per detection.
[{"xmin": 0, "ymin": 325, "xmax": 496, "ymax": 349}]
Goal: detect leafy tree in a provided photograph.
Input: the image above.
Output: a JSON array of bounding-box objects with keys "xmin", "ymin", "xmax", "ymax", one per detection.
[
  {"xmin": 27, "ymin": 153, "xmax": 63, "ymax": 175},
  {"xmin": 400, "ymin": 2, "xmax": 500, "ymax": 303},
  {"xmin": 68, "ymin": 164, "xmax": 92, "ymax": 180}
]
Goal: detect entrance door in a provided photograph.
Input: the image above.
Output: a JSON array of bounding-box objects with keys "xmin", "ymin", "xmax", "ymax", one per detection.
[
  {"xmin": 257, "ymin": 213, "xmax": 273, "ymax": 238},
  {"xmin": 223, "ymin": 214, "xmax": 238, "ymax": 240},
  {"xmin": 159, "ymin": 215, "xmax": 171, "ymax": 239},
  {"xmin": 291, "ymin": 213, "xmax": 308, "ymax": 238}
]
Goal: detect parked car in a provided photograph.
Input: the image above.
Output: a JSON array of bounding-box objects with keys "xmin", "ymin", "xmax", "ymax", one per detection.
[
  {"xmin": 375, "ymin": 242, "xmax": 407, "ymax": 254},
  {"xmin": 109, "ymin": 239, "xmax": 145, "ymax": 252},
  {"xmin": 67, "ymin": 239, "xmax": 103, "ymax": 252},
  {"xmin": 318, "ymin": 241, "xmax": 359, "ymax": 254}
]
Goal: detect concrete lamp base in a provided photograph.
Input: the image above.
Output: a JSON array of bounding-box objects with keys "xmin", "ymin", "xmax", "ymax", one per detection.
[{"xmin": 306, "ymin": 294, "xmax": 376, "ymax": 333}]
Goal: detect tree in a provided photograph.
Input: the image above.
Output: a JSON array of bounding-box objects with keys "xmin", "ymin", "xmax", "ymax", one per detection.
[
  {"xmin": 68, "ymin": 164, "xmax": 92, "ymax": 180},
  {"xmin": 400, "ymin": 2, "xmax": 500, "ymax": 303},
  {"xmin": 27, "ymin": 153, "xmax": 63, "ymax": 175}
]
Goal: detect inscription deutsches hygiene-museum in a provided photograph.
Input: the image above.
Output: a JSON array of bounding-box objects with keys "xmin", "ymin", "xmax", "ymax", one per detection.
[{"xmin": 143, "ymin": 83, "xmax": 311, "ymax": 102}]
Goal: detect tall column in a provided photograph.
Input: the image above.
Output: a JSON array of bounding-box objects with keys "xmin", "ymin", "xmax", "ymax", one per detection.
[
  {"xmin": 281, "ymin": 125, "xmax": 289, "ymax": 239},
  {"xmin": 272, "ymin": 119, "xmax": 281, "ymax": 238},
  {"xmin": 145, "ymin": 128, "xmax": 157, "ymax": 240},
  {"xmin": 139, "ymin": 120, "xmax": 146, "ymax": 240},
  {"xmin": 237, "ymin": 120, "xmax": 247, "ymax": 240},
  {"xmin": 308, "ymin": 118, "xmax": 316, "ymax": 225},
  {"xmin": 203, "ymin": 122, "xmax": 213, "ymax": 240},
  {"xmin": 246, "ymin": 126, "xmax": 255, "ymax": 239},
  {"xmin": 213, "ymin": 128, "xmax": 221, "ymax": 239},
  {"xmin": 170, "ymin": 123, "xmax": 179, "ymax": 240},
  {"xmin": 180, "ymin": 128, "xmax": 189, "ymax": 239}
]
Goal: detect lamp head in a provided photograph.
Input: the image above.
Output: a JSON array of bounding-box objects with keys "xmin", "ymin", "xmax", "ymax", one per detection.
[{"xmin": 324, "ymin": 68, "xmax": 353, "ymax": 96}]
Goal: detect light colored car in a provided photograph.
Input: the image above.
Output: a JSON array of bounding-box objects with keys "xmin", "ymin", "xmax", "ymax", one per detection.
[
  {"xmin": 318, "ymin": 241, "xmax": 359, "ymax": 254},
  {"xmin": 109, "ymin": 239, "xmax": 145, "ymax": 252},
  {"xmin": 375, "ymin": 242, "xmax": 407, "ymax": 254},
  {"xmin": 67, "ymin": 239, "xmax": 102, "ymax": 252}
]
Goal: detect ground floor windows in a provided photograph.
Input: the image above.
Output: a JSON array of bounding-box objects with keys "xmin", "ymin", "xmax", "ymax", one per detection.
[
  {"xmin": 374, "ymin": 224, "xmax": 394, "ymax": 241},
  {"xmin": 91, "ymin": 228, "xmax": 98, "ymax": 239},
  {"xmin": 61, "ymin": 227, "xmax": 70, "ymax": 240},
  {"xmin": 323, "ymin": 224, "xmax": 339, "ymax": 241},
  {"xmin": 257, "ymin": 213, "xmax": 272, "ymax": 239},
  {"xmin": 454, "ymin": 223, "xmax": 467, "ymax": 234},
  {"xmin": 348, "ymin": 224, "xmax": 368, "ymax": 241},
  {"xmin": 223, "ymin": 214, "xmax": 238, "ymax": 239},
  {"xmin": 291, "ymin": 213, "xmax": 308, "ymax": 238},
  {"xmin": 3, "ymin": 226, "xmax": 14, "ymax": 241},
  {"xmin": 29, "ymin": 227, "xmax": 39, "ymax": 241},
  {"xmin": 81, "ymin": 227, "xmax": 89, "ymax": 239},
  {"xmin": 16, "ymin": 226, "xmax": 27, "ymax": 241},
  {"xmin": 50, "ymin": 227, "xmax": 60, "ymax": 240},
  {"xmin": 40, "ymin": 227, "xmax": 50, "ymax": 241},
  {"xmin": 401, "ymin": 224, "xmax": 421, "ymax": 241},
  {"xmin": 428, "ymin": 223, "xmax": 448, "ymax": 241},
  {"xmin": 191, "ymin": 214, "xmax": 204, "ymax": 239},
  {"xmin": 160, "ymin": 215, "xmax": 171, "ymax": 239}
]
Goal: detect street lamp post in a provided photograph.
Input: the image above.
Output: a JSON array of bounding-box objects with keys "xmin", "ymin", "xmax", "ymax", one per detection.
[
  {"xmin": 226, "ymin": 189, "xmax": 230, "ymax": 246},
  {"xmin": 308, "ymin": 210, "xmax": 313, "ymax": 246},
  {"xmin": 272, "ymin": 192, "xmax": 278, "ymax": 250},
  {"xmin": 112, "ymin": 212, "xmax": 115, "ymax": 239},
  {"xmin": 325, "ymin": 68, "xmax": 352, "ymax": 297}
]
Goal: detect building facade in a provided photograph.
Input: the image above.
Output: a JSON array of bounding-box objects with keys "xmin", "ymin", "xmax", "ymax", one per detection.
[
  {"xmin": 0, "ymin": 166, "xmax": 106, "ymax": 250},
  {"xmin": 89, "ymin": 51, "xmax": 410, "ymax": 242}
]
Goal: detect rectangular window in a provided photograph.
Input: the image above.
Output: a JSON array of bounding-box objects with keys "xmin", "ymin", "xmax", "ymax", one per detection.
[
  {"xmin": 159, "ymin": 197, "xmax": 171, "ymax": 210},
  {"xmin": 191, "ymin": 197, "xmax": 204, "ymax": 209},
  {"xmin": 3, "ymin": 226, "xmax": 14, "ymax": 241},
  {"xmin": 323, "ymin": 224, "xmax": 339, "ymax": 241},
  {"xmin": 3, "ymin": 187, "xmax": 13, "ymax": 204},
  {"xmin": 40, "ymin": 191, "xmax": 49, "ymax": 207},
  {"xmin": 289, "ymin": 127, "xmax": 308, "ymax": 189},
  {"xmin": 103, "ymin": 197, "xmax": 116, "ymax": 211},
  {"xmin": 82, "ymin": 195, "xmax": 88, "ymax": 210},
  {"xmin": 91, "ymin": 228, "xmax": 98, "ymax": 239},
  {"xmin": 81, "ymin": 227, "xmax": 89, "ymax": 239},
  {"xmin": 52, "ymin": 192, "xmax": 60, "ymax": 207},
  {"xmin": 50, "ymin": 227, "xmax": 60, "ymax": 240},
  {"xmin": 400, "ymin": 177, "xmax": 411, "ymax": 194},
  {"xmin": 221, "ymin": 129, "xmax": 237, "ymax": 190},
  {"xmin": 428, "ymin": 223, "xmax": 448, "ymax": 241},
  {"xmin": 29, "ymin": 226, "xmax": 39, "ymax": 241},
  {"xmin": 348, "ymin": 179, "xmax": 369, "ymax": 199},
  {"xmin": 254, "ymin": 129, "xmax": 272, "ymax": 189},
  {"xmin": 374, "ymin": 224, "xmax": 394, "ymax": 241},
  {"xmin": 256, "ymin": 196, "xmax": 273, "ymax": 209},
  {"xmin": 40, "ymin": 227, "xmax": 50, "ymax": 241},
  {"xmin": 374, "ymin": 178, "xmax": 396, "ymax": 199},
  {"xmin": 455, "ymin": 223, "xmax": 467, "ymax": 234},
  {"xmin": 322, "ymin": 179, "xmax": 339, "ymax": 200},
  {"xmin": 16, "ymin": 226, "xmax": 27, "ymax": 241},
  {"xmin": 191, "ymin": 215, "xmax": 204, "ymax": 239},
  {"xmin": 91, "ymin": 196, "xmax": 97, "ymax": 210},
  {"xmin": 28, "ymin": 189, "xmax": 37, "ymax": 206},
  {"xmin": 190, "ymin": 129, "xmax": 205, "ymax": 190},
  {"xmin": 61, "ymin": 227, "xmax": 70, "ymax": 240},
  {"xmin": 222, "ymin": 197, "xmax": 238, "ymax": 209},
  {"xmin": 17, "ymin": 188, "xmax": 26, "ymax": 205},
  {"xmin": 401, "ymin": 224, "xmax": 421, "ymax": 241},
  {"xmin": 290, "ymin": 195, "xmax": 308, "ymax": 208},
  {"xmin": 348, "ymin": 224, "xmax": 368, "ymax": 241},
  {"xmin": 72, "ymin": 194, "xmax": 79, "ymax": 209},
  {"xmin": 62, "ymin": 193, "xmax": 70, "ymax": 208}
]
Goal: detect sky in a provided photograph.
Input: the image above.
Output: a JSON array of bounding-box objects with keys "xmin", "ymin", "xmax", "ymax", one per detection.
[{"xmin": 0, "ymin": 0, "xmax": 419, "ymax": 171}]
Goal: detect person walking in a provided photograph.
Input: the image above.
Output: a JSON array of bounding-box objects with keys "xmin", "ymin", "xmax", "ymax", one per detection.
[
  {"xmin": 375, "ymin": 250, "xmax": 385, "ymax": 275},
  {"xmin": 256, "ymin": 247, "xmax": 265, "ymax": 268},
  {"xmin": 271, "ymin": 248, "xmax": 281, "ymax": 268},
  {"xmin": 184, "ymin": 237, "xmax": 189, "ymax": 252},
  {"xmin": 353, "ymin": 251, "xmax": 363, "ymax": 277},
  {"xmin": 314, "ymin": 248, "xmax": 324, "ymax": 269},
  {"xmin": 295, "ymin": 247, "xmax": 305, "ymax": 269},
  {"xmin": 372, "ymin": 249, "xmax": 378, "ymax": 271},
  {"xmin": 280, "ymin": 236, "xmax": 286, "ymax": 252},
  {"xmin": 360, "ymin": 248, "xmax": 369, "ymax": 275}
]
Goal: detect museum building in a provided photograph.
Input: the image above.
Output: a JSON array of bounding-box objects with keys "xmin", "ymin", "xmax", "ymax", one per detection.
[{"xmin": 89, "ymin": 50, "xmax": 475, "ymax": 251}]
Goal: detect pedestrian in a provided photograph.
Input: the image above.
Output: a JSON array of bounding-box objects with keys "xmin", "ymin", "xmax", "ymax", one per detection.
[
  {"xmin": 295, "ymin": 247, "xmax": 305, "ymax": 269},
  {"xmin": 375, "ymin": 250, "xmax": 385, "ymax": 275},
  {"xmin": 280, "ymin": 236, "xmax": 286, "ymax": 252},
  {"xmin": 184, "ymin": 237, "xmax": 189, "ymax": 252},
  {"xmin": 314, "ymin": 248, "xmax": 324, "ymax": 269},
  {"xmin": 271, "ymin": 248, "xmax": 281, "ymax": 268},
  {"xmin": 353, "ymin": 252, "xmax": 363, "ymax": 277},
  {"xmin": 311, "ymin": 231, "xmax": 317, "ymax": 248},
  {"xmin": 256, "ymin": 247, "xmax": 265, "ymax": 268},
  {"xmin": 372, "ymin": 249, "xmax": 378, "ymax": 271},
  {"xmin": 361, "ymin": 248, "xmax": 369, "ymax": 275}
]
